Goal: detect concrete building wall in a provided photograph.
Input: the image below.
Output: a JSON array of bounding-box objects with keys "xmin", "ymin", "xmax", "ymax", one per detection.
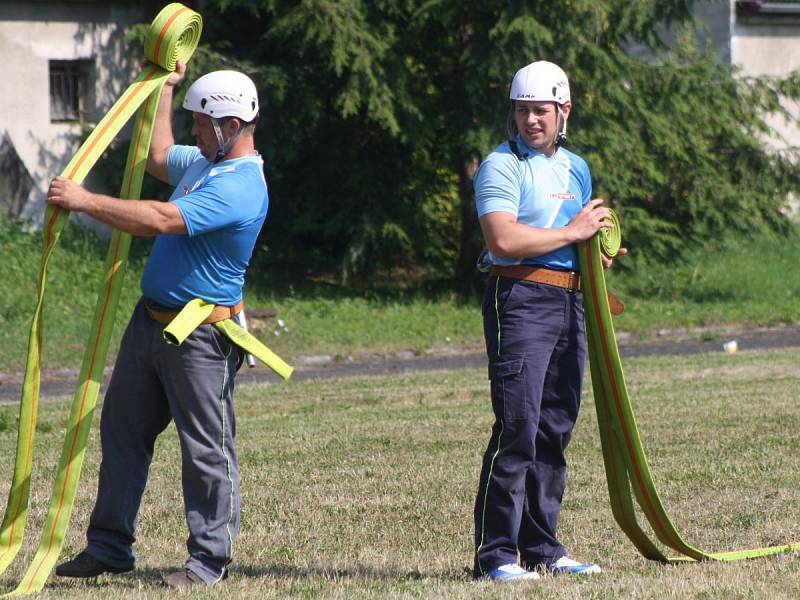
[
  {"xmin": 727, "ymin": 1, "xmax": 800, "ymax": 218},
  {"xmin": 0, "ymin": 1, "xmax": 160, "ymax": 221},
  {"xmin": 730, "ymin": 3, "xmax": 800, "ymax": 150},
  {"xmin": 623, "ymin": 2, "xmax": 800, "ymax": 152}
]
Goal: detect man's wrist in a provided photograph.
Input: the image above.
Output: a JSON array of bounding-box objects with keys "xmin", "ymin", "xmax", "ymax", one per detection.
[
  {"xmin": 85, "ymin": 191, "xmax": 103, "ymax": 213},
  {"xmin": 562, "ymin": 223, "xmax": 579, "ymax": 245}
]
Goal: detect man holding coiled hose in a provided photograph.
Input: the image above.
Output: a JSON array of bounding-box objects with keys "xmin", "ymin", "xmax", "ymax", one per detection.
[{"xmin": 472, "ymin": 60, "xmax": 626, "ymax": 582}]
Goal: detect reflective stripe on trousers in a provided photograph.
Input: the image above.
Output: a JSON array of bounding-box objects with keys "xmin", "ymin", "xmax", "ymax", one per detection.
[{"xmin": 473, "ymin": 277, "xmax": 586, "ymax": 576}]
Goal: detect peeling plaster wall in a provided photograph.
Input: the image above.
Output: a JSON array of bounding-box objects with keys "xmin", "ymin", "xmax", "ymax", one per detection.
[{"xmin": 0, "ymin": 2, "xmax": 159, "ymax": 223}]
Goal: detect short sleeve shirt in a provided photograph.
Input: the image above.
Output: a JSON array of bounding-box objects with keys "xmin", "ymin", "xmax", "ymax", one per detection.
[
  {"xmin": 474, "ymin": 136, "xmax": 592, "ymax": 271},
  {"xmin": 140, "ymin": 145, "xmax": 269, "ymax": 307}
]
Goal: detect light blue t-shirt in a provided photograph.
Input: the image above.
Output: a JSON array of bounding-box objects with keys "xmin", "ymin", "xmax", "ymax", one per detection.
[
  {"xmin": 140, "ymin": 145, "xmax": 269, "ymax": 307},
  {"xmin": 474, "ymin": 136, "xmax": 592, "ymax": 271}
]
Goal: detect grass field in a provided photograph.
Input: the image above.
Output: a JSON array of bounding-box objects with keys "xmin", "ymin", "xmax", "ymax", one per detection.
[
  {"xmin": 0, "ymin": 347, "xmax": 797, "ymax": 598},
  {"xmin": 0, "ymin": 222, "xmax": 798, "ymax": 372}
]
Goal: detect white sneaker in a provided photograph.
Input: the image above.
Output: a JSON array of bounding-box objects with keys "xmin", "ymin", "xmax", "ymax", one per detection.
[
  {"xmin": 550, "ymin": 556, "xmax": 602, "ymax": 575},
  {"xmin": 484, "ymin": 563, "xmax": 540, "ymax": 581}
]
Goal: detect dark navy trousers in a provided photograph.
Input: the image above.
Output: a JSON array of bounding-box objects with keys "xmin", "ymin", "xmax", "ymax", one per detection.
[
  {"xmin": 473, "ymin": 276, "xmax": 586, "ymax": 577},
  {"xmin": 85, "ymin": 299, "xmax": 243, "ymax": 583}
]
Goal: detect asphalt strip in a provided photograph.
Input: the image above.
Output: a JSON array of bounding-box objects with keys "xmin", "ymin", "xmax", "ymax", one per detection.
[{"xmin": 0, "ymin": 325, "xmax": 797, "ymax": 402}]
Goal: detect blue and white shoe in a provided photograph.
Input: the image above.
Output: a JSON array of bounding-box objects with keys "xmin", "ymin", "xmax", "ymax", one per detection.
[
  {"xmin": 484, "ymin": 563, "xmax": 540, "ymax": 581},
  {"xmin": 550, "ymin": 556, "xmax": 602, "ymax": 575}
]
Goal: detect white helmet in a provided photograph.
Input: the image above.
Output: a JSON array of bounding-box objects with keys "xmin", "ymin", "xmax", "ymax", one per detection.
[
  {"xmin": 509, "ymin": 61, "xmax": 570, "ymax": 104},
  {"xmin": 183, "ymin": 70, "xmax": 259, "ymax": 162},
  {"xmin": 183, "ymin": 70, "xmax": 259, "ymax": 122},
  {"xmin": 507, "ymin": 61, "xmax": 570, "ymax": 155}
]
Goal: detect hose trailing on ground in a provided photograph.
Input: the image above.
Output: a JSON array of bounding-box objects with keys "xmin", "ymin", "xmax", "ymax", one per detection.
[
  {"xmin": 0, "ymin": 5, "xmax": 202, "ymax": 595},
  {"xmin": 579, "ymin": 210, "xmax": 800, "ymax": 563}
]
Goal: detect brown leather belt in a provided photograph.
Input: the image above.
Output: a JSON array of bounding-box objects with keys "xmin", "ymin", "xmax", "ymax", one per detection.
[
  {"xmin": 488, "ymin": 265, "xmax": 625, "ymax": 315},
  {"xmin": 489, "ymin": 265, "xmax": 581, "ymax": 292},
  {"xmin": 145, "ymin": 300, "xmax": 244, "ymax": 325}
]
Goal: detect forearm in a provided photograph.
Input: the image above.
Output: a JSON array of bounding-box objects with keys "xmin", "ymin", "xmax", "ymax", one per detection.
[
  {"xmin": 481, "ymin": 219, "xmax": 577, "ymax": 259},
  {"xmin": 480, "ymin": 199, "xmax": 616, "ymax": 261},
  {"xmin": 79, "ymin": 193, "xmax": 185, "ymax": 236},
  {"xmin": 146, "ymin": 85, "xmax": 177, "ymax": 181}
]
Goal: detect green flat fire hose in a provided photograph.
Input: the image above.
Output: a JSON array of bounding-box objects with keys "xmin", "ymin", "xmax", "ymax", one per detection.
[
  {"xmin": 579, "ymin": 210, "xmax": 800, "ymax": 564},
  {"xmin": 0, "ymin": 4, "xmax": 283, "ymax": 594}
]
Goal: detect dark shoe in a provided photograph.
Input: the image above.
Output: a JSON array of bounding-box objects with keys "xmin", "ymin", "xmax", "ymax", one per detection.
[
  {"xmin": 55, "ymin": 551, "xmax": 132, "ymax": 578},
  {"xmin": 162, "ymin": 568, "xmax": 209, "ymax": 589}
]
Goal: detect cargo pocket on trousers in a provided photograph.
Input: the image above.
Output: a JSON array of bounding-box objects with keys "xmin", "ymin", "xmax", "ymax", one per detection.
[{"xmin": 489, "ymin": 357, "xmax": 528, "ymax": 421}]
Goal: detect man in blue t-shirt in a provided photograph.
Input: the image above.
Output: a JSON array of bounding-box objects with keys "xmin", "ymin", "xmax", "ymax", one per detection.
[
  {"xmin": 47, "ymin": 62, "xmax": 267, "ymax": 588},
  {"xmin": 472, "ymin": 61, "xmax": 626, "ymax": 582}
]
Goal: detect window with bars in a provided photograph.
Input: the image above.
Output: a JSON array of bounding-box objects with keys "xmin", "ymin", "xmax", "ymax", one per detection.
[{"xmin": 49, "ymin": 59, "xmax": 92, "ymax": 123}]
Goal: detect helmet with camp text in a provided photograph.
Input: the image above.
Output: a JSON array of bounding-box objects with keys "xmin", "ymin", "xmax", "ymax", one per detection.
[
  {"xmin": 509, "ymin": 61, "xmax": 570, "ymax": 104},
  {"xmin": 507, "ymin": 60, "xmax": 570, "ymax": 157}
]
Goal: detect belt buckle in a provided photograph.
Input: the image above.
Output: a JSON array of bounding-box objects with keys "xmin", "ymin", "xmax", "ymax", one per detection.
[{"xmin": 567, "ymin": 271, "xmax": 580, "ymax": 292}]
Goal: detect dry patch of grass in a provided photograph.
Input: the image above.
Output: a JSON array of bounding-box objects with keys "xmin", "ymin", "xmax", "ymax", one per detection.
[{"xmin": 0, "ymin": 348, "xmax": 797, "ymax": 598}]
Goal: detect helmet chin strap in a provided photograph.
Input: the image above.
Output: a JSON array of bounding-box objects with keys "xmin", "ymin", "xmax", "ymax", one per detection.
[
  {"xmin": 555, "ymin": 104, "xmax": 567, "ymax": 147},
  {"xmin": 211, "ymin": 118, "xmax": 246, "ymax": 163}
]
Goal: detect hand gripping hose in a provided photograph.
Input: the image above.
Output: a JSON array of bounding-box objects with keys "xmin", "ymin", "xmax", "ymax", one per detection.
[
  {"xmin": 578, "ymin": 210, "xmax": 800, "ymax": 563},
  {"xmin": 0, "ymin": 5, "xmax": 202, "ymax": 595}
]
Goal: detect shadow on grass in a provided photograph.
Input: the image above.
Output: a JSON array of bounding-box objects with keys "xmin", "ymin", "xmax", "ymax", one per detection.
[
  {"xmin": 234, "ymin": 562, "xmax": 468, "ymax": 583},
  {"xmin": 28, "ymin": 563, "xmax": 470, "ymax": 592},
  {"xmin": 1, "ymin": 567, "xmax": 166, "ymax": 593}
]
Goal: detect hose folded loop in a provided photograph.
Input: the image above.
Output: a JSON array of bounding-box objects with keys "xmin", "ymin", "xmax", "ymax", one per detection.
[
  {"xmin": 144, "ymin": 3, "xmax": 202, "ymax": 70},
  {"xmin": 579, "ymin": 208, "xmax": 800, "ymax": 564},
  {"xmin": 162, "ymin": 299, "xmax": 294, "ymax": 381},
  {"xmin": 598, "ymin": 209, "xmax": 621, "ymax": 259},
  {"xmin": 162, "ymin": 298, "xmax": 215, "ymax": 345}
]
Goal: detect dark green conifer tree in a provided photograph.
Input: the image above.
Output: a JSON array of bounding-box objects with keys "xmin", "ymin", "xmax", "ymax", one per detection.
[{"xmin": 169, "ymin": 0, "xmax": 800, "ymax": 286}]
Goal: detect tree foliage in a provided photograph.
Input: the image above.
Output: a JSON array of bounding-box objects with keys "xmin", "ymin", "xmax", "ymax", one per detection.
[{"xmin": 163, "ymin": 0, "xmax": 800, "ymax": 286}]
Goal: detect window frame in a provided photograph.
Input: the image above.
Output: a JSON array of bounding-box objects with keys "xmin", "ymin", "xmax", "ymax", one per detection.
[{"xmin": 49, "ymin": 59, "xmax": 93, "ymax": 123}]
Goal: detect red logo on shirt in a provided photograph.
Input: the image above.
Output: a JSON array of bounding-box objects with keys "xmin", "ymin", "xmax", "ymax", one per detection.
[
  {"xmin": 549, "ymin": 192, "xmax": 577, "ymax": 201},
  {"xmin": 183, "ymin": 185, "xmax": 190, "ymax": 195}
]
